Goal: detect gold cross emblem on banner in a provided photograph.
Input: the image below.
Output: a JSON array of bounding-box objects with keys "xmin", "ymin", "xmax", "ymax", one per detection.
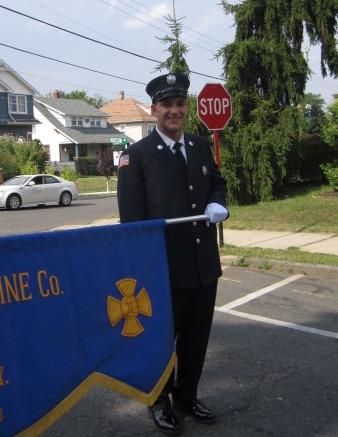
[{"xmin": 107, "ymin": 278, "xmax": 152, "ymax": 337}]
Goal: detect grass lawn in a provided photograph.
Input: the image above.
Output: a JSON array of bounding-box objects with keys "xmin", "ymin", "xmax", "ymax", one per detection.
[
  {"xmin": 76, "ymin": 176, "xmax": 117, "ymax": 193},
  {"xmin": 224, "ymin": 185, "xmax": 338, "ymax": 234},
  {"xmin": 220, "ymin": 245, "xmax": 338, "ymax": 267}
]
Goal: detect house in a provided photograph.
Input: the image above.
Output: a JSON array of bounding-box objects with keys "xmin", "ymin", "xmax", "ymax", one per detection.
[
  {"xmin": 100, "ymin": 91, "xmax": 157, "ymax": 142},
  {"xmin": 0, "ymin": 59, "xmax": 40, "ymax": 139},
  {"xmin": 33, "ymin": 93, "xmax": 130, "ymax": 170}
]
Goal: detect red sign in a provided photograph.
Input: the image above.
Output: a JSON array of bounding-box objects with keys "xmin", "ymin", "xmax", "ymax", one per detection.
[{"xmin": 197, "ymin": 83, "xmax": 232, "ymax": 130}]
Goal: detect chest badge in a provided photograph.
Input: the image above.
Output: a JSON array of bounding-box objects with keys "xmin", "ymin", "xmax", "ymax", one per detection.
[
  {"xmin": 202, "ymin": 165, "xmax": 208, "ymax": 176},
  {"xmin": 188, "ymin": 140, "xmax": 194, "ymax": 146}
]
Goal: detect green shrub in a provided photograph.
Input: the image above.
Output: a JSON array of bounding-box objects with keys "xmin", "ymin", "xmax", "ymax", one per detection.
[
  {"xmin": 20, "ymin": 162, "xmax": 39, "ymax": 175},
  {"xmin": 60, "ymin": 167, "xmax": 78, "ymax": 182},
  {"xmin": 0, "ymin": 149, "xmax": 19, "ymax": 179},
  {"xmin": 44, "ymin": 164, "xmax": 56, "ymax": 175},
  {"xmin": 287, "ymin": 134, "xmax": 337, "ymax": 183},
  {"xmin": 320, "ymin": 163, "xmax": 338, "ymax": 191},
  {"xmin": 74, "ymin": 157, "xmax": 98, "ymax": 175},
  {"xmin": 14, "ymin": 140, "xmax": 46, "ymax": 173}
]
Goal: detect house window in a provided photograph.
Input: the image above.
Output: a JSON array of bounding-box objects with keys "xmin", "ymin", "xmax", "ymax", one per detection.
[
  {"xmin": 71, "ymin": 116, "xmax": 77, "ymax": 126},
  {"xmin": 78, "ymin": 144, "xmax": 88, "ymax": 157},
  {"xmin": 95, "ymin": 118, "xmax": 101, "ymax": 127},
  {"xmin": 90, "ymin": 118, "xmax": 95, "ymax": 127},
  {"xmin": 147, "ymin": 123, "xmax": 156, "ymax": 135},
  {"xmin": 77, "ymin": 117, "xmax": 83, "ymax": 126},
  {"xmin": 119, "ymin": 124, "xmax": 126, "ymax": 133},
  {"xmin": 9, "ymin": 94, "xmax": 27, "ymax": 114}
]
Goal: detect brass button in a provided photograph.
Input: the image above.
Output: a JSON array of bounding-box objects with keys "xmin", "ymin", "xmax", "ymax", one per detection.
[
  {"xmin": 192, "ymin": 203, "xmax": 197, "ymax": 209},
  {"xmin": 193, "ymin": 221, "xmax": 197, "ymax": 226},
  {"xmin": 196, "ymin": 238, "xmax": 200, "ymax": 244},
  {"xmin": 189, "ymin": 185, "xmax": 194, "ymax": 191}
]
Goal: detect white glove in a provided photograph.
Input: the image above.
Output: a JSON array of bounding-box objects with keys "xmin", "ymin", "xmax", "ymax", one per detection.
[{"xmin": 204, "ymin": 203, "xmax": 229, "ymax": 223}]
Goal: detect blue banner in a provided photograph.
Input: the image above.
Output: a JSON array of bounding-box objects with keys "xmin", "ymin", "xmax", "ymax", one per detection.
[{"xmin": 0, "ymin": 220, "xmax": 175, "ymax": 437}]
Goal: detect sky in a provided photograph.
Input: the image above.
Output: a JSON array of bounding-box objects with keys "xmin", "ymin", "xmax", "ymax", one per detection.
[{"xmin": 0, "ymin": 0, "xmax": 337, "ymax": 106}]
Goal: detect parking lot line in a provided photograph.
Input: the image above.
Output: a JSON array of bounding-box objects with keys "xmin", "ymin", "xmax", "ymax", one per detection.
[
  {"xmin": 216, "ymin": 274, "xmax": 304, "ymax": 311},
  {"xmin": 216, "ymin": 308, "xmax": 338, "ymax": 339},
  {"xmin": 220, "ymin": 276, "xmax": 242, "ymax": 283}
]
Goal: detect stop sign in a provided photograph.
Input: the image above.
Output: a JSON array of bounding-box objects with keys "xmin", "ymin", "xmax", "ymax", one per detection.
[{"xmin": 197, "ymin": 83, "xmax": 232, "ymax": 130}]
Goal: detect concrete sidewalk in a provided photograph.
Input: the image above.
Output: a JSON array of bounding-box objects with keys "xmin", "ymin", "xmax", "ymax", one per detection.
[
  {"xmin": 55, "ymin": 216, "xmax": 338, "ymax": 257},
  {"xmin": 222, "ymin": 229, "xmax": 338, "ymax": 256},
  {"xmin": 77, "ymin": 191, "xmax": 338, "ymax": 255}
]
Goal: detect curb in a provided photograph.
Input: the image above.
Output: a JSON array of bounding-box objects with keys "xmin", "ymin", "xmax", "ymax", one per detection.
[
  {"xmin": 220, "ymin": 255, "xmax": 338, "ymax": 279},
  {"xmin": 78, "ymin": 191, "xmax": 117, "ymax": 199}
]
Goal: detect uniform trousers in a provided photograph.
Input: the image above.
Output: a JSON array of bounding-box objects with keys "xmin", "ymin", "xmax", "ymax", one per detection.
[{"xmin": 154, "ymin": 280, "xmax": 218, "ymax": 407}]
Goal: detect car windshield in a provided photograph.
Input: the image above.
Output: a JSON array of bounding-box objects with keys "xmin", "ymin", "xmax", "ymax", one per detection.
[{"xmin": 3, "ymin": 176, "xmax": 31, "ymax": 186}]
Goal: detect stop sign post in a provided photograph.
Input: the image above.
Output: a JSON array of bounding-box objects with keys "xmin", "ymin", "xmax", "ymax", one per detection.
[
  {"xmin": 197, "ymin": 83, "xmax": 232, "ymax": 168},
  {"xmin": 197, "ymin": 84, "xmax": 232, "ymax": 247}
]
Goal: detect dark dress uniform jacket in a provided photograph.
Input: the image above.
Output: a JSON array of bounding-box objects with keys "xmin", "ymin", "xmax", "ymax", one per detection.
[{"xmin": 117, "ymin": 129, "xmax": 227, "ymax": 290}]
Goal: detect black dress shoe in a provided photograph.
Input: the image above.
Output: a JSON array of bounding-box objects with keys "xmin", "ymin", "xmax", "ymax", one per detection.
[
  {"xmin": 149, "ymin": 404, "xmax": 183, "ymax": 435},
  {"xmin": 173, "ymin": 399, "xmax": 216, "ymax": 424}
]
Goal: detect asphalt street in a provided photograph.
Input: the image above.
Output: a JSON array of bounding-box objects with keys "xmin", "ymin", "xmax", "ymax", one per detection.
[
  {"xmin": 41, "ymin": 267, "xmax": 338, "ymax": 437},
  {"xmin": 0, "ymin": 196, "xmax": 119, "ymax": 236}
]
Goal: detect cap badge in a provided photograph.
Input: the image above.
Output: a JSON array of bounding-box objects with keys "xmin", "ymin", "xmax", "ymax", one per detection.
[
  {"xmin": 167, "ymin": 74, "xmax": 176, "ymax": 85},
  {"xmin": 202, "ymin": 166, "xmax": 207, "ymax": 176},
  {"xmin": 157, "ymin": 144, "xmax": 163, "ymax": 150}
]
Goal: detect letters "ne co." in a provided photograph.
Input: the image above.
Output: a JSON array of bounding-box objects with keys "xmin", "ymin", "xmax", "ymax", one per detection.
[{"xmin": 0, "ymin": 270, "xmax": 63, "ymax": 305}]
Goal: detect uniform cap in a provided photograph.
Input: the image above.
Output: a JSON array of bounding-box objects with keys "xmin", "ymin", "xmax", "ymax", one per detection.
[{"xmin": 146, "ymin": 73, "xmax": 190, "ymax": 103}]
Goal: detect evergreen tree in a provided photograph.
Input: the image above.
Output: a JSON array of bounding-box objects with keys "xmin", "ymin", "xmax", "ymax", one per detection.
[
  {"xmin": 218, "ymin": 0, "xmax": 337, "ymax": 202},
  {"xmin": 156, "ymin": 1, "xmax": 207, "ymax": 135},
  {"xmin": 155, "ymin": 0, "xmax": 189, "ymax": 75}
]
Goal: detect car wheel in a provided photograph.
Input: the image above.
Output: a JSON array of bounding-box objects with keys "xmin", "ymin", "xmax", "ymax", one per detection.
[
  {"xmin": 6, "ymin": 194, "xmax": 21, "ymax": 210},
  {"xmin": 59, "ymin": 191, "xmax": 72, "ymax": 206}
]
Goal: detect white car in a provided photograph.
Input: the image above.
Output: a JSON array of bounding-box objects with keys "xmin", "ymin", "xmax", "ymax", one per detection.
[{"xmin": 0, "ymin": 174, "xmax": 78, "ymax": 210}]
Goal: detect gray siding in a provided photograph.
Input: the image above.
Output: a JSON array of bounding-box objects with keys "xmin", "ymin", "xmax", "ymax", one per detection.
[
  {"xmin": 0, "ymin": 125, "xmax": 32, "ymax": 137},
  {"xmin": 0, "ymin": 93, "xmax": 35, "ymax": 125},
  {"xmin": 0, "ymin": 92, "xmax": 9, "ymax": 124}
]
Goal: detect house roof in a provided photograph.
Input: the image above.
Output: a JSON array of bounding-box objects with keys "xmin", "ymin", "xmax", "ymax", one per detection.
[
  {"xmin": 101, "ymin": 98, "xmax": 156, "ymax": 124},
  {"xmin": 7, "ymin": 113, "xmax": 40, "ymax": 125},
  {"xmin": 0, "ymin": 59, "xmax": 39, "ymax": 94},
  {"xmin": 34, "ymin": 96, "xmax": 109, "ymax": 117},
  {"xmin": 34, "ymin": 101, "xmax": 130, "ymax": 145}
]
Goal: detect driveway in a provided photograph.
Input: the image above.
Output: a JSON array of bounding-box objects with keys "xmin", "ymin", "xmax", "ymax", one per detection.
[{"xmin": 41, "ymin": 267, "xmax": 338, "ymax": 437}]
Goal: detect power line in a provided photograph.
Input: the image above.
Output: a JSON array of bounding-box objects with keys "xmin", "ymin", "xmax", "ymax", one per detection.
[
  {"xmin": 0, "ymin": 4, "xmax": 159, "ymax": 63},
  {"xmin": 0, "ymin": 43, "xmax": 147, "ymax": 85},
  {"xmin": 97, "ymin": 0, "xmax": 215, "ymax": 53},
  {"xmin": 14, "ymin": 70, "xmax": 146, "ymax": 99},
  {"xmin": 0, "ymin": 4, "xmax": 222, "ymax": 80},
  {"xmin": 28, "ymin": 0, "xmax": 152, "ymax": 59},
  {"xmin": 118, "ymin": 0, "xmax": 224, "ymax": 46},
  {"xmin": 106, "ymin": 0, "xmax": 220, "ymax": 50}
]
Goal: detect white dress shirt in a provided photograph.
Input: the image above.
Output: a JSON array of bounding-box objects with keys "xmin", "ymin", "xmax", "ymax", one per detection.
[{"xmin": 156, "ymin": 127, "xmax": 187, "ymax": 161}]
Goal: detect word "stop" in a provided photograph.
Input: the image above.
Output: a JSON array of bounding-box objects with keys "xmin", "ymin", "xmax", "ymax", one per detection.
[{"xmin": 198, "ymin": 97, "xmax": 230, "ymax": 115}]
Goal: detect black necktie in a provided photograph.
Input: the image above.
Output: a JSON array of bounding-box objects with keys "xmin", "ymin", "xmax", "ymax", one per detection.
[{"xmin": 173, "ymin": 142, "xmax": 187, "ymax": 169}]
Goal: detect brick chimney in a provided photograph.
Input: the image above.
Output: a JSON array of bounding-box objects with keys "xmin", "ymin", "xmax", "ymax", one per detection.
[
  {"xmin": 118, "ymin": 91, "xmax": 125, "ymax": 100},
  {"xmin": 52, "ymin": 90, "xmax": 61, "ymax": 98}
]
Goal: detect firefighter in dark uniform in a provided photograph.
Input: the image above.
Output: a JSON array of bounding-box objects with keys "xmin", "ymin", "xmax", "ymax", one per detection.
[{"xmin": 117, "ymin": 73, "xmax": 228, "ymax": 435}]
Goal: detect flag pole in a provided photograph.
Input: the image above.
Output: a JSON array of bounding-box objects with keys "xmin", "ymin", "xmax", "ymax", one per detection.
[{"xmin": 165, "ymin": 215, "xmax": 209, "ymax": 225}]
